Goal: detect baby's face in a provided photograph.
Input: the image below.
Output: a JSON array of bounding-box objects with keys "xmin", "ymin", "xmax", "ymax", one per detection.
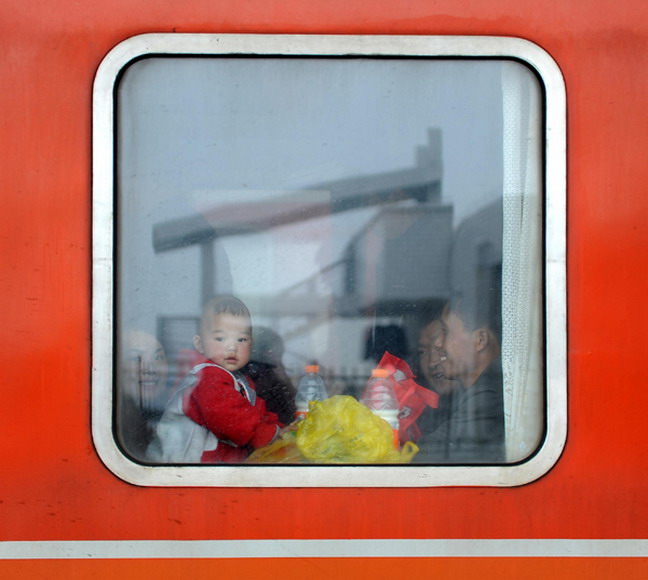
[{"xmin": 194, "ymin": 312, "xmax": 252, "ymax": 372}]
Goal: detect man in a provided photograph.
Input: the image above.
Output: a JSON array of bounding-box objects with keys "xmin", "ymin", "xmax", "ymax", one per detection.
[
  {"xmin": 415, "ymin": 295, "xmax": 504, "ymax": 464},
  {"xmin": 414, "ymin": 314, "xmax": 460, "ymax": 438},
  {"xmin": 416, "ymin": 317, "xmax": 458, "ymax": 397}
]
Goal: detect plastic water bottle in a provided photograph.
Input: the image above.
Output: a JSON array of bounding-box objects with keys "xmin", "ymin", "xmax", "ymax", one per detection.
[
  {"xmin": 294, "ymin": 364, "xmax": 328, "ymax": 420},
  {"xmin": 361, "ymin": 368, "xmax": 400, "ymax": 448}
]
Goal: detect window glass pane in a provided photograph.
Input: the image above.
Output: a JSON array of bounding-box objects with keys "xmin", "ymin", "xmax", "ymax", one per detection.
[{"xmin": 115, "ymin": 56, "xmax": 543, "ymax": 466}]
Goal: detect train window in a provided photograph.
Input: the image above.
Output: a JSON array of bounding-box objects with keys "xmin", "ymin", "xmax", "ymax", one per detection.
[{"xmin": 92, "ymin": 34, "xmax": 566, "ymax": 486}]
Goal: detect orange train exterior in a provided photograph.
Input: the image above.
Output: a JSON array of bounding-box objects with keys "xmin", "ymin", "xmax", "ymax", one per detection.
[{"xmin": 1, "ymin": 1, "xmax": 648, "ymax": 578}]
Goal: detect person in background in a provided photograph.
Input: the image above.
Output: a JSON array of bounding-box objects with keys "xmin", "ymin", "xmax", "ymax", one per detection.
[
  {"xmin": 364, "ymin": 324, "xmax": 409, "ymax": 363},
  {"xmin": 148, "ymin": 296, "xmax": 285, "ymax": 463},
  {"xmin": 117, "ymin": 330, "xmax": 169, "ymax": 460},
  {"xmin": 415, "ymin": 291, "xmax": 504, "ymax": 464},
  {"xmin": 245, "ymin": 326, "xmax": 297, "ymax": 425},
  {"xmin": 416, "ymin": 316, "xmax": 458, "ymax": 397},
  {"xmin": 413, "ymin": 311, "xmax": 460, "ymax": 437}
]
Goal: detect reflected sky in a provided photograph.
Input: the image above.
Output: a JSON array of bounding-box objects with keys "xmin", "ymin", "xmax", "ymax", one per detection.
[
  {"xmin": 117, "ymin": 56, "xmax": 508, "ymax": 338},
  {"xmin": 118, "ymin": 57, "xmax": 503, "ymax": 222}
]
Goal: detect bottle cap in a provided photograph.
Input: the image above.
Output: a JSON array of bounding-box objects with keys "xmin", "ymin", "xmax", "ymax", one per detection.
[
  {"xmin": 371, "ymin": 368, "xmax": 390, "ymax": 378},
  {"xmin": 304, "ymin": 364, "xmax": 320, "ymax": 373}
]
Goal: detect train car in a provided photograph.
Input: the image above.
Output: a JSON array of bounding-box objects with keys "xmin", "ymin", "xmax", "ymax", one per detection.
[{"xmin": 1, "ymin": 1, "xmax": 647, "ymax": 578}]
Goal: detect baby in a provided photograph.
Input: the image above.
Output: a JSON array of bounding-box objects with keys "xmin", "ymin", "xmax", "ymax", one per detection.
[{"xmin": 148, "ymin": 296, "xmax": 283, "ymax": 463}]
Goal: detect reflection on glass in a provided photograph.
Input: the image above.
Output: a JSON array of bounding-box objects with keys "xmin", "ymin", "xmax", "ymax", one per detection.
[
  {"xmin": 116, "ymin": 330, "xmax": 169, "ymax": 460},
  {"xmin": 115, "ymin": 57, "xmax": 543, "ymax": 465}
]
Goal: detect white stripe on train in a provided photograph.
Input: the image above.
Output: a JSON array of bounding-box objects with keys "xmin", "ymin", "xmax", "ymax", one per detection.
[{"xmin": 1, "ymin": 539, "xmax": 647, "ymax": 559}]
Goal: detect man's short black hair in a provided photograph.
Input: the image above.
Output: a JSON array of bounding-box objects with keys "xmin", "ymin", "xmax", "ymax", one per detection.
[{"xmin": 445, "ymin": 285, "xmax": 502, "ymax": 344}]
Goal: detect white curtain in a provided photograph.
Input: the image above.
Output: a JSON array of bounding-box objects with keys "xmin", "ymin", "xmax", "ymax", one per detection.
[{"xmin": 501, "ymin": 62, "xmax": 544, "ymax": 462}]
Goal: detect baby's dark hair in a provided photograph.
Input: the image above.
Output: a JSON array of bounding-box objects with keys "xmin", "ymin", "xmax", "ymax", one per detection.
[{"xmin": 199, "ymin": 295, "xmax": 251, "ymax": 333}]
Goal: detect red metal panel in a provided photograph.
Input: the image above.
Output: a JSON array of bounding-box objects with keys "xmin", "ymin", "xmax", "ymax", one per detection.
[
  {"xmin": 2, "ymin": 558, "xmax": 648, "ymax": 579},
  {"xmin": 0, "ymin": 0, "xmax": 647, "ymax": 562}
]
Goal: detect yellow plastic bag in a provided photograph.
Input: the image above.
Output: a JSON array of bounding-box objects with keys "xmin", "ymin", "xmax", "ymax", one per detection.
[
  {"xmin": 295, "ymin": 395, "xmax": 418, "ymax": 464},
  {"xmin": 247, "ymin": 431, "xmax": 305, "ymax": 464}
]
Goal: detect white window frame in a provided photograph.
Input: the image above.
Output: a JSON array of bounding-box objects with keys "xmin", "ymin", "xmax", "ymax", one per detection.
[{"xmin": 92, "ymin": 33, "xmax": 566, "ymax": 487}]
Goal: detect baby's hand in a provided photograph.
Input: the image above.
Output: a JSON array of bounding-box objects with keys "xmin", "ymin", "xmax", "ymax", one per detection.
[{"xmin": 279, "ymin": 421, "xmax": 299, "ymax": 437}]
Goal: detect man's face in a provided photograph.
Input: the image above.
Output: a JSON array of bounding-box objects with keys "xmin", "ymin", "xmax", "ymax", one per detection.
[
  {"xmin": 418, "ymin": 320, "xmax": 457, "ymax": 394},
  {"xmin": 436, "ymin": 311, "xmax": 478, "ymax": 384},
  {"xmin": 194, "ymin": 312, "xmax": 252, "ymax": 372}
]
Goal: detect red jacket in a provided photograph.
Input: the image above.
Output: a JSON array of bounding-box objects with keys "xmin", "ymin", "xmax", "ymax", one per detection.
[
  {"xmin": 185, "ymin": 363, "xmax": 281, "ymax": 462},
  {"xmin": 149, "ymin": 361, "xmax": 281, "ymax": 463}
]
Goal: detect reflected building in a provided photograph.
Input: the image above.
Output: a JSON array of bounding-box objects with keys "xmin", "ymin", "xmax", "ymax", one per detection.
[{"xmin": 149, "ymin": 128, "xmax": 502, "ymax": 390}]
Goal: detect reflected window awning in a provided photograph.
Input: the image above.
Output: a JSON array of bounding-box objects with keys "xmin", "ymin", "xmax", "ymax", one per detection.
[{"xmin": 152, "ymin": 129, "xmax": 442, "ymax": 252}]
